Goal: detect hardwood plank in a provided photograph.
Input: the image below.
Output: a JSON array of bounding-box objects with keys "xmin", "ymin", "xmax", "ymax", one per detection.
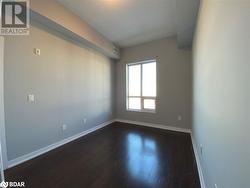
[{"xmin": 5, "ymin": 122, "xmax": 201, "ymax": 188}]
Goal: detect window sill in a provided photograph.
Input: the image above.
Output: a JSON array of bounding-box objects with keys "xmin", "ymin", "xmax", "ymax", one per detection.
[{"xmin": 126, "ymin": 109, "xmax": 156, "ymax": 114}]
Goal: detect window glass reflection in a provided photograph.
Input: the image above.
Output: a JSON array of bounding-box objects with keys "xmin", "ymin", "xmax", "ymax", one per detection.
[{"xmin": 126, "ymin": 133, "xmax": 159, "ymax": 185}]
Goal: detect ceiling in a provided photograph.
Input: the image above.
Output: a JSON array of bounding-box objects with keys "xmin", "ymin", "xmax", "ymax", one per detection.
[{"xmin": 57, "ymin": 0, "xmax": 199, "ymax": 48}]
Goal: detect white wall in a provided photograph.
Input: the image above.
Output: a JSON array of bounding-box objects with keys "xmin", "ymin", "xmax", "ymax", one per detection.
[{"xmin": 193, "ymin": 0, "xmax": 250, "ymax": 187}]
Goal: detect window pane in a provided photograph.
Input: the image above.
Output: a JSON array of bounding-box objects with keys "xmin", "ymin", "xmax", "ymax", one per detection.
[
  {"xmin": 128, "ymin": 65, "xmax": 141, "ymax": 96},
  {"xmin": 128, "ymin": 97, "xmax": 141, "ymax": 110},
  {"xmin": 143, "ymin": 99, "xmax": 156, "ymax": 110},
  {"xmin": 142, "ymin": 62, "xmax": 156, "ymax": 97}
]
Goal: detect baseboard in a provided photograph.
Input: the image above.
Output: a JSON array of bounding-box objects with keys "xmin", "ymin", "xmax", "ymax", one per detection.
[
  {"xmin": 7, "ymin": 118, "xmax": 206, "ymax": 188},
  {"xmin": 114, "ymin": 119, "xmax": 191, "ymax": 133},
  {"xmin": 190, "ymin": 132, "xmax": 206, "ymax": 188},
  {"xmin": 7, "ymin": 119, "xmax": 115, "ymax": 169}
]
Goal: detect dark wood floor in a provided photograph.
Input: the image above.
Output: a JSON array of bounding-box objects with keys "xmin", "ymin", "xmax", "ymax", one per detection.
[{"xmin": 5, "ymin": 122, "xmax": 200, "ymax": 188}]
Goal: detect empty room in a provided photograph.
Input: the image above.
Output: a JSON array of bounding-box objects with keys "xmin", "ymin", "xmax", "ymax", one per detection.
[{"xmin": 0, "ymin": 0, "xmax": 249, "ymax": 188}]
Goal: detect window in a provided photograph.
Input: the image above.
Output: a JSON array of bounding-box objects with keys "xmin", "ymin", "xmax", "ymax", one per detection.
[{"xmin": 126, "ymin": 60, "xmax": 157, "ymax": 112}]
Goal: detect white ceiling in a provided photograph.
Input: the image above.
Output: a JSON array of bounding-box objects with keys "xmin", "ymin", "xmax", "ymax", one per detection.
[{"xmin": 57, "ymin": 0, "xmax": 199, "ymax": 48}]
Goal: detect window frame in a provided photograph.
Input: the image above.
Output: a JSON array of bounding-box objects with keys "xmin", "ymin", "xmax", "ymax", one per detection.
[{"xmin": 126, "ymin": 59, "xmax": 157, "ymax": 113}]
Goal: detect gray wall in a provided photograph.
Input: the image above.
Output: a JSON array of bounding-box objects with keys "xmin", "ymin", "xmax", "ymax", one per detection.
[
  {"xmin": 31, "ymin": 0, "xmax": 119, "ymax": 59},
  {"xmin": 193, "ymin": 0, "xmax": 250, "ymax": 188},
  {"xmin": 115, "ymin": 37, "xmax": 192, "ymax": 129},
  {"xmin": 4, "ymin": 22, "xmax": 115, "ymax": 161}
]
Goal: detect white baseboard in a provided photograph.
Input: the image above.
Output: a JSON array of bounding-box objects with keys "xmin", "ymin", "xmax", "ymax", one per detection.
[
  {"xmin": 7, "ymin": 119, "xmax": 115, "ymax": 168},
  {"xmin": 190, "ymin": 132, "xmax": 206, "ymax": 188},
  {"xmin": 7, "ymin": 118, "xmax": 206, "ymax": 188},
  {"xmin": 114, "ymin": 119, "xmax": 191, "ymax": 133}
]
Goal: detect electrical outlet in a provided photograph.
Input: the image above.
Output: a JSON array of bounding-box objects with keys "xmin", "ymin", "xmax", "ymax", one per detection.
[
  {"xmin": 62, "ymin": 124, "xmax": 67, "ymax": 131},
  {"xmin": 177, "ymin": 115, "xmax": 182, "ymax": 121},
  {"xmin": 215, "ymin": 184, "xmax": 218, "ymax": 188},
  {"xmin": 83, "ymin": 118, "xmax": 87, "ymax": 124},
  {"xmin": 27, "ymin": 94, "xmax": 35, "ymax": 103},
  {"xmin": 200, "ymin": 144, "xmax": 203, "ymax": 156},
  {"xmin": 34, "ymin": 48, "xmax": 41, "ymax": 55}
]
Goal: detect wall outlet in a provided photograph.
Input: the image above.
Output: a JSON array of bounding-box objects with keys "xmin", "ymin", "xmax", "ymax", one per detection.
[
  {"xmin": 27, "ymin": 94, "xmax": 35, "ymax": 103},
  {"xmin": 214, "ymin": 184, "xmax": 218, "ymax": 188},
  {"xmin": 177, "ymin": 115, "xmax": 182, "ymax": 121},
  {"xmin": 83, "ymin": 118, "xmax": 87, "ymax": 124},
  {"xmin": 200, "ymin": 144, "xmax": 203, "ymax": 156},
  {"xmin": 34, "ymin": 48, "xmax": 41, "ymax": 55},
  {"xmin": 62, "ymin": 124, "xmax": 67, "ymax": 131}
]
